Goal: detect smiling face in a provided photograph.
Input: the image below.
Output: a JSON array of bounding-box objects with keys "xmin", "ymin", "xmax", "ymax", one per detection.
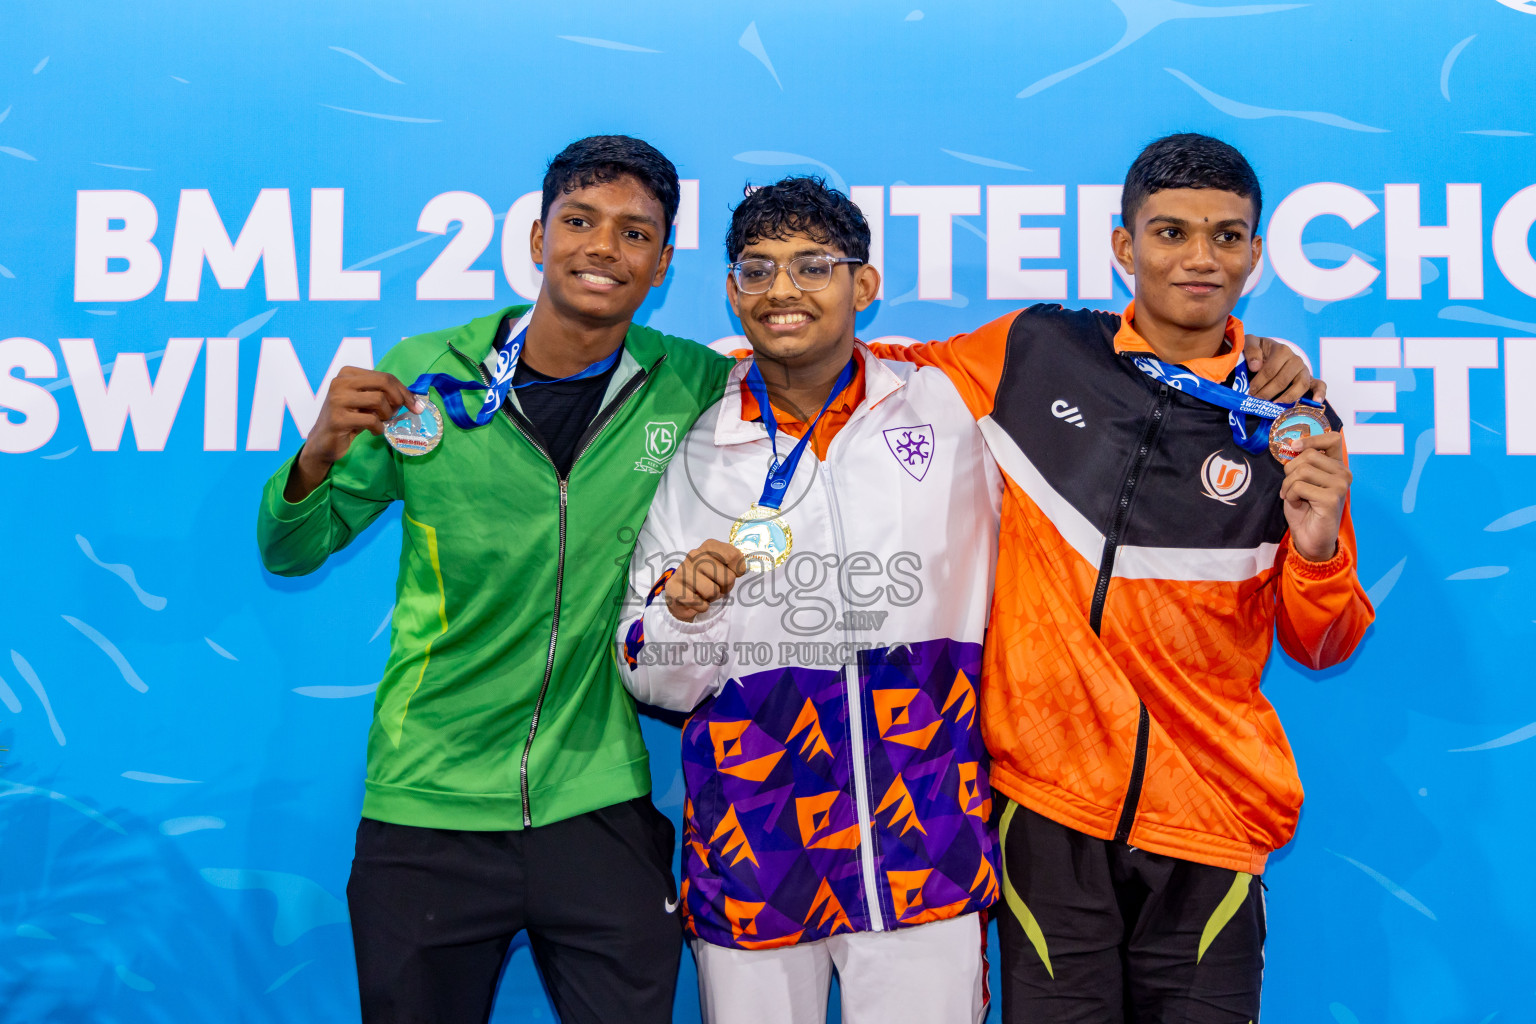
[
  {"xmin": 726, "ymin": 232, "xmax": 879, "ymax": 369},
  {"xmin": 531, "ymin": 175, "xmax": 673, "ymax": 330},
  {"xmin": 1113, "ymin": 187, "xmax": 1261, "ymax": 336}
]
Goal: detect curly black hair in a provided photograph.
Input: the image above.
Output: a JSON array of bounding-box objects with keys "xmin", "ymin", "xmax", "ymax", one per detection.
[
  {"xmin": 725, "ymin": 176, "xmax": 871, "ymax": 264},
  {"xmin": 541, "ymin": 135, "xmax": 681, "ymax": 234},
  {"xmin": 1122, "ymin": 133, "xmax": 1262, "ymax": 233}
]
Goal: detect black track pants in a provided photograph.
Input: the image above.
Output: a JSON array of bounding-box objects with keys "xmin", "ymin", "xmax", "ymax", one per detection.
[
  {"xmin": 995, "ymin": 800, "xmax": 1266, "ymax": 1024},
  {"xmin": 346, "ymin": 797, "xmax": 682, "ymax": 1024}
]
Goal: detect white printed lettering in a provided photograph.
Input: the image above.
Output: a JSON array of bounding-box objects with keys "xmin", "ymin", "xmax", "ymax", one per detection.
[
  {"xmin": 1267, "ymin": 183, "xmax": 1380, "ymax": 301},
  {"xmin": 74, "ymin": 191, "xmax": 163, "ymax": 302},
  {"xmin": 0, "ymin": 337, "xmax": 60, "ymax": 453},
  {"xmin": 986, "ymin": 185, "xmax": 1067, "ymax": 300},
  {"xmin": 62, "ymin": 337, "xmax": 203, "ymax": 451},
  {"xmin": 1402, "ymin": 337, "xmax": 1499, "ymax": 454},
  {"xmin": 166, "ymin": 189, "xmax": 300, "ymax": 302},
  {"xmin": 308, "ymin": 188, "xmax": 380, "ymax": 301},
  {"xmin": 246, "ymin": 336, "xmax": 373, "ymax": 450},
  {"xmin": 1384, "ymin": 183, "xmax": 1483, "ymax": 300},
  {"xmin": 1319, "ymin": 336, "xmax": 1402, "ymax": 455},
  {"xmin": 501, "ymin": 190, "xmax": 543, "ymax": 302},
  {"xmin": 889, "ymin": 185, "xmax": 980, "ymax": 300}
]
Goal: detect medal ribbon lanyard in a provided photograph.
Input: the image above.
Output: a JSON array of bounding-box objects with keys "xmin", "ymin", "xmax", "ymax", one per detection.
[
  {"xmin": 401, "ymin": 308, "xmax": 620, "ymax": 430},
  {"xmin": 744, "ymin": 358, "xmax": 858, "ymax": 510},
  {"xmin": 1128, "ymin": 354, "xmax": 1323, "ymax": 456}
]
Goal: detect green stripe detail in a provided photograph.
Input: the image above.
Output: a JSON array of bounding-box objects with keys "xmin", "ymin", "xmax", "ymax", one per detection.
[
  {"xmin": 378, "ymin": 514, "xmax": 449, "ymax": 747},
  {"xmin": 1197, "ymin": 871, "xmax": 1253, "ymax": 964},
  {"xmin": 999, "ymin": 801, "xmax": 1054, "ymax": 979}
]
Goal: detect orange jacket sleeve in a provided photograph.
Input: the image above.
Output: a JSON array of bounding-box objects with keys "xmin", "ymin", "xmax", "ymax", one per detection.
[
  {"xmin": 1273, "ymin": 442, "xmax": 1375, "ymax": 669},
  {"xmin": 866, "ymin": 311, "xmax": 1016, "ymax": 420}
]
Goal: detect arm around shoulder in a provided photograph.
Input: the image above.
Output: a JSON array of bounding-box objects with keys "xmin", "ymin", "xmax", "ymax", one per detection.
[{"xmin": 865, "ymin": 309, "xmax": 1023, "ymax": 420}]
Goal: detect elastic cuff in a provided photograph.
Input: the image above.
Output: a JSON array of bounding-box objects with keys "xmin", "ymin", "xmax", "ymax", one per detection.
[
  {"xmin": 266, "ymin": 455, "xmax": 332, "ymax": 521},
  {"xmin": 650, "ymin": 595, "xmax": 729, "ymax": 636},
  {"xmin": 1287, "ymin": 544, "xmax": 1351, "ymax": 580}
]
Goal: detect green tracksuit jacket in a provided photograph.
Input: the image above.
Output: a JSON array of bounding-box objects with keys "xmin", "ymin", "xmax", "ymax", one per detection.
[{"xmin": 258, "ymin": 305, "xmax": 731, "ymax": 830}]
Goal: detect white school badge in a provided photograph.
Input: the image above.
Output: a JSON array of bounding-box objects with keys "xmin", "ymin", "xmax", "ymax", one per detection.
[
  {"xmin": 729, "ymin": 505, "xmax": 793, "ymax": 573},
  {"xmin": 883, "ymin": 424, "xmax": 935, "ymax": 481},
  {"xmin": 384, "ymin": 400, "xmax": 444, "ymax": 456}
]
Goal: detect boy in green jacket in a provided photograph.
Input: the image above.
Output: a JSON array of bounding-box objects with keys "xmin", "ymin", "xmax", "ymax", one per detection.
[{"xmin": 256, "ymin": 136, "xmax": 731, "ymax": 1024}]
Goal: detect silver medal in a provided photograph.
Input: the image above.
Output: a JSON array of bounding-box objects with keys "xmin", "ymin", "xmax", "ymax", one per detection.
[{"xmin": 384, "ymin": 400, "xmax": 444, "ymax": 456}]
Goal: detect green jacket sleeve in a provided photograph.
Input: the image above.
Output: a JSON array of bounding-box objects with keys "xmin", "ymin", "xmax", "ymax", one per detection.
[{"xmin": 256, "ymin": 432, "xmax": 401, "ymax": 576}]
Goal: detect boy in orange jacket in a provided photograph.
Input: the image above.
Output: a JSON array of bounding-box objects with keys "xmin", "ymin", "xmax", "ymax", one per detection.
[{"xmin": 874, "ymin": 133, "xmax": 1372, "ymax": 1022}]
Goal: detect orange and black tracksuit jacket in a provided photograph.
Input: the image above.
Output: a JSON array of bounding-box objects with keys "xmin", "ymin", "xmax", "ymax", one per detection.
[{"xmin": 874, "ymin": 304, "xmax": 1375, "ymax": 874}]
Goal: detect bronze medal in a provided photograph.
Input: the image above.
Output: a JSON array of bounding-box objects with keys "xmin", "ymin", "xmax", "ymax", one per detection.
[{"xmin": 1268, "ymin": 405, "xmax": 1329, "ymax": 463}]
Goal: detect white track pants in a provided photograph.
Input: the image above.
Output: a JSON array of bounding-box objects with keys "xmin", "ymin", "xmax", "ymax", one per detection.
[{"xmin": 691, "ymin": 912, "xmax": 986, "ymax": 1024}]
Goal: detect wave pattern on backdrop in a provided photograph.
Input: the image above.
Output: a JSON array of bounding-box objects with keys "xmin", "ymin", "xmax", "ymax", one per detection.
[{"xmin": 1, "ymin": 2, "xmax": 1534, "ymax": 1022}]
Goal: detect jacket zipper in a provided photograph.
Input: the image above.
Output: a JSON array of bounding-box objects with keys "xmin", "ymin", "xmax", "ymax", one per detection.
[
  {"xmin": 820, "ymin": 460, "xmax": 885, "ymax": 932},
  {"xmin": 449, "ymin": 340, "xmax": 656, "ymax": 828},
  {"xmin": 1087, "ymin": 382, "xmax": 1168, "ymax": 844},
  {"xmin": 520, "ymin": 477, "xmax": 570, "ymax": 826}
]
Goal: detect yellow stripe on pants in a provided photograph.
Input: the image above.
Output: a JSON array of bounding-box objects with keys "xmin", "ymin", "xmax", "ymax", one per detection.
[{"xmin": 998, "ymin": 800, "xmax": 1054, "ymax": 979}]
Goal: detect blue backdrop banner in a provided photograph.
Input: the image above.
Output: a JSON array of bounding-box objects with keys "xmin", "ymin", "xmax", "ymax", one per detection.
[{"xmin": 2, "ymin": 3, "xmax": 1534, "ymax": 1021}]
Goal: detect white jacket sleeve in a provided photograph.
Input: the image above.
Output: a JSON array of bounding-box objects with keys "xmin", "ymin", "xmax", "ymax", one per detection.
[{"xmin": 616, "ymin": 470, "xmax": 733, "ymax": 713}]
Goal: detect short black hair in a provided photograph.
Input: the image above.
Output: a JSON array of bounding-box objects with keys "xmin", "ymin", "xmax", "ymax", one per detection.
[
  {"xmin": 726, "ymin": 176, "xmax": 871, "ymax": 264},
  {"xmin": 1121, "ymin": 133, "xmax": 1262, "ymax": 232},
  {"xmin": 541, "ymin": 135, "xmax": 681, "ymax": 235}
]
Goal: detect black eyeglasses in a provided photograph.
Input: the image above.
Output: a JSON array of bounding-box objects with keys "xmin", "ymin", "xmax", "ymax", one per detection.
[{"xmin": 730, "ymin": 255, "xmax": 864, "ymax": 294}]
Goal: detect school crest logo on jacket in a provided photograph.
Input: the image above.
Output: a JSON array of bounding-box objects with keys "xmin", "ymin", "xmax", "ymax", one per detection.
[
  {"xmin": 883, "ymin": 424, "xmax": 935, "ymax": 481},
  {"xmin": 635, "ymin": 420, "xmax": 678, "ymax": 473}
]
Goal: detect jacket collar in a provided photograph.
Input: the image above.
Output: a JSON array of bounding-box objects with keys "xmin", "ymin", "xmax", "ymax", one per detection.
[
  {"xmin": 712, "ymin": 340, "xmax": 905, "ymax": 448},
  {"xmin": 1113, "ymin": 300, "xmax": 1245, "ymax": 385},
  {"xmin": 444, "ymin": 304, "xmax": 664, "ymax": 414},
  {"xmin": 444, "ymin": 303, "xmax": 668, "ymax": 374}
]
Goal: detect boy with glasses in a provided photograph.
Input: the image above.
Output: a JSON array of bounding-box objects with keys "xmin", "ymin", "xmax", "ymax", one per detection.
[{"xmin": 618, "ymin": 176, "xmax": 1000, "ymax": 1023}]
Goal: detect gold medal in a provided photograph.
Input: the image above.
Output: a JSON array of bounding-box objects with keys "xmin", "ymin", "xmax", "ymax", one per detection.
[
  {"xmin": 728, "ymin": 505, "xmax": 793, "ymax": 573},
  {"xmin": 384, "ymin": 400, "xmax": 444, "ymax": 456},
  {"xmin": 1268, "ymin": 405, "xmax": 1329, "ymax": 463}
]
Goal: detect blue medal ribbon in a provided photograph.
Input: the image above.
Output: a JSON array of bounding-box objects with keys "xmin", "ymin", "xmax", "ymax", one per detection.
[
  {"xmin": 1129, "ymin": 354, "xmax": 1323, "ymax": 456},
  {"xmin": 744, "ymin": 358, "xmax": 858, "ymax": 510},
  {"xmin": 401, "ymin": 308, "xmax": 620, "ymax": 430}
]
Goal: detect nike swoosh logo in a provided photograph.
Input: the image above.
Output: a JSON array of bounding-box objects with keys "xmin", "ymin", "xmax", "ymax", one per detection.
[{"xmin": 664, "ymin": 898, "xmax": 679, "ymax": 914}]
